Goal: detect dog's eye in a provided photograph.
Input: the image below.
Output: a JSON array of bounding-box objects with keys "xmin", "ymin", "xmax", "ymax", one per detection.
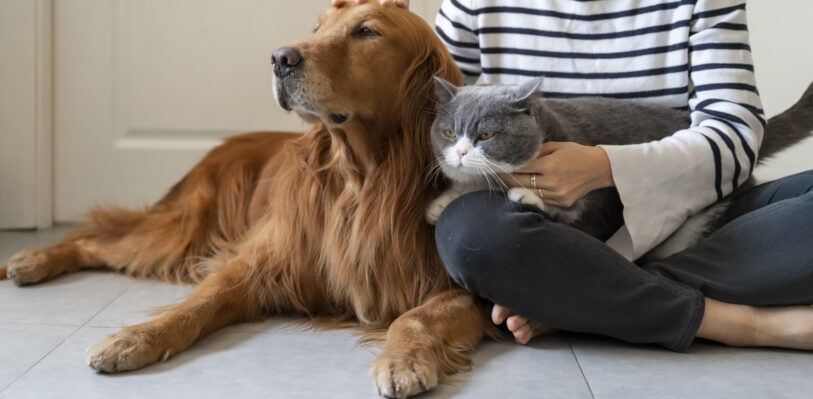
[
  {"xmin": 479, "ymin": 132, "xmax": 495, "ymax": 141},
  {"xmin": 354, "ymin": 26, "xmax": 380, "ymax": 38},
  {"xmin": 443, "ymin": 130, "xmax": 456, "ymax": 139}
]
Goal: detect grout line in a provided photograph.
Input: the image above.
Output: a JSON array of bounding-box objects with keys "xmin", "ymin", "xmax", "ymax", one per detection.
[
  {"xmin": 0, "ymin": 280, "xmax": 136, "ymax": 395},
  {"xmin": 569, "ymin": 337, "xmax": 596, "ymax": 399},
  {"xmin": 0, "ymin": 321, "xmax": 86, "ymax": 327}
]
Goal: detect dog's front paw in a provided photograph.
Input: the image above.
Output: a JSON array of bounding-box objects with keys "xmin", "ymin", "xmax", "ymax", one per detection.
[
  {"xmin": 87, "ymin": 326, "xmax": 173, "ymax": 373},
  {"xmin": 6, "ymin": 249, "xmax": 51, "ymax": 286},
  {"xmin": 507, "ymin": 188, "xmax": 546, "ymax": 211},
  {"xmin": 370, "ymin": 349, "xmax": 440, "ymax": 398}
]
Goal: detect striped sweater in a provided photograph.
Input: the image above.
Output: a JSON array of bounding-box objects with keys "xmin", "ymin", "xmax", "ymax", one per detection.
[{"xmin": 435, "ymin": 0, "xmax": 765, "ymax": 260}]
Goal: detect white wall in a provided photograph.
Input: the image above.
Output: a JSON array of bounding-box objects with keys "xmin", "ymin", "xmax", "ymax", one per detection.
[{"xmin": 747, "ymin": 1, "xmax": 813, "ymax": 182}]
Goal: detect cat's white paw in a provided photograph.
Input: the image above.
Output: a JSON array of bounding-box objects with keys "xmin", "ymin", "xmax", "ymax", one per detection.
[
  {"xmin": 425, "ymin": 191, "xmax": 459, "ymax": 225},
  {"xmin": 508, "ymin": 188, "xmax": 547, "ymax": 211}
]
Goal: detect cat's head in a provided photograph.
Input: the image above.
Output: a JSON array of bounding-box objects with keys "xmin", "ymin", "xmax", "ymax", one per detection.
[{"xmin": 430, "ymin": 77, "xmax": 545, "ymax": 184}]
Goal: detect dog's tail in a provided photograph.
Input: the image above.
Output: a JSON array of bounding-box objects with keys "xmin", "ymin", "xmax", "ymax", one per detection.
[{"xmin": 759, "ymin": 81, "xmax": 813, "ymax": 163}]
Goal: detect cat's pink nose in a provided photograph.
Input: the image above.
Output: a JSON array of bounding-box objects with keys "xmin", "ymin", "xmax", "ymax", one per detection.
[{"xmin": 457, "ymin": 149, "xmax": 468, "ymax": 158}]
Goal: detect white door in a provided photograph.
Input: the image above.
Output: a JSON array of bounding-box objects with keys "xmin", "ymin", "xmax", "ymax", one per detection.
[{"xmin": 52, "ymin": 0, "xmax": 444, "ymax": 222}]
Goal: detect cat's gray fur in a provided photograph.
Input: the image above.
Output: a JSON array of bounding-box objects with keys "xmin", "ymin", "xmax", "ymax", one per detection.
[{"xmin": 428, "ymin": 77, "xmax": 813, "ymax": 257}]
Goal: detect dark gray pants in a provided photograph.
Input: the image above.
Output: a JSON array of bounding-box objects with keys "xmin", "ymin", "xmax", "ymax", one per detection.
[{"xmin": 435, "ymin": 170, "xmax": 813, "ymax": 352}]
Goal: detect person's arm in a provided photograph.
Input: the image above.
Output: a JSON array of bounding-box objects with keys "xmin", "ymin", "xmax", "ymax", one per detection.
[
  {"xmin": 601, "ymin": 0, "xmax": 764, "ymax": 259},
  {"xmin": 502, "ymin": 0, "xmax": 763, "ymax": 260},
  {"xmin": 435, "ymin": 0, "xmax": 481, "ymax": 85}
]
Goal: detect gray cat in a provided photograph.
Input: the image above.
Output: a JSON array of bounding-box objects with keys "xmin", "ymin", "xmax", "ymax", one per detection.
[
  {"xmin": 427, "ymin": 77, "xmax": 813, "ymax": 258},
  {"xmin": 427, "ymin": 77, "xmax": 690, "ymax": 242}
]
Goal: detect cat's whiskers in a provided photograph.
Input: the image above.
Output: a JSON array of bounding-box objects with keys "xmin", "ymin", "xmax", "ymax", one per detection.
[
  {"xmin": 481, "ymin": 158, "xmax": 512, "ymax": 193},
  {"xmin": 468, "ymin": 158, "xmax": 506, "ymax": 195}
]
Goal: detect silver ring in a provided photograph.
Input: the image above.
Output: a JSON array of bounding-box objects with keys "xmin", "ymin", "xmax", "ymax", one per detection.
[{"xmin": 530, "ymin": 173, "xmax": 537, "ymax": 189}]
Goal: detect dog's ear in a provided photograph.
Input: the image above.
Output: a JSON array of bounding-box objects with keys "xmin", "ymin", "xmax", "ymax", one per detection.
[
  {"xmin": 433, "ymin": 77, "xmax": 458, "ymax": 104},
  {"xmin": 515, "ymin": 77, "xmax": 544, "ymax": 102}
]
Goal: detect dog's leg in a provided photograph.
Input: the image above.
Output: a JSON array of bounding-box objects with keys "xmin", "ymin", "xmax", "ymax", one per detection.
[
  {"xmin": 3, "ymin": 239, "xmax": 106, "ymax": 286},
  {"xmin": 3, "ymin": 205, "xmax": 216, "ymax": 286},
  {"xmin": 2, "ymin": 133, "xmax": 290, "ymax": 286},
  {"xmin": 371, "ymin": 290, "xmax": 492, "ymax": 398},
  {"xmin": 86, "ymin": 259, "xmax": 263, "ymax": 373}
]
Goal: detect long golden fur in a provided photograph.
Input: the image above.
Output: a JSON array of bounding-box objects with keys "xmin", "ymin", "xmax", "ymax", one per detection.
[{"xmin": 2, "ymin": 3, "xmax": 495, "ymax": 398}]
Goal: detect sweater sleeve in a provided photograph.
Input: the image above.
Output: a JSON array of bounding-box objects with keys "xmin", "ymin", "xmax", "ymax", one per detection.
[
  {"xmin": 599, "ymin": 0, "xmax": 765, "ymax": 260},
  {"xmin": 435, "ymin": 0, "xmax": 482, "ymax": 85}
]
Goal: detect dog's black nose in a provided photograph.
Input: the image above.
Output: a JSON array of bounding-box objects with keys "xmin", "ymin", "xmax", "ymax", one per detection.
[{"xmin": 272, "ymin": 47, "xmax": 303, "ymax": 78}]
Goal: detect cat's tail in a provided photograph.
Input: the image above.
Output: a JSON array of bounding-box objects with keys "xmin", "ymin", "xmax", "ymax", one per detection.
[
  {"xmin": 759, "ymin": 81, "xmax": 813, "ymax": 163},
  {"xmin": 647, "ymin": 81, "xmax": 813, "ymax": 261}
]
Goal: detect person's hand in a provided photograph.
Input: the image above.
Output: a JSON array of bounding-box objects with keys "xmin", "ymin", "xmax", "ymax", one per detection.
[
  {"xmin": 331, "ymin": 0, "xmax": 410, "ymax": 8},
  {"xmin": 499, "ymin": 142, "xmax": 614, "ymax": 208},
  {"xmin": 492, "ymin": 304, "xmax": 559, "ymax": 344}
]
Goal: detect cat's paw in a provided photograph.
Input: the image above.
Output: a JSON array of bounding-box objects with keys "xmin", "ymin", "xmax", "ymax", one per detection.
[
  {"xmin": 425, "ymin": 191, "xmax": 459, "ymax": 225},
  {"xmin": 508, "ymin": 188, "xmax": 547, "ymax": 211}
]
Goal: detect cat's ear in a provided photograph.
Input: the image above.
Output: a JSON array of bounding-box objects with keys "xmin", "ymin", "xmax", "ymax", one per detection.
[
  {"xmin": 433, "ymin": 77, "xmax": 459, "ymax": 104},
  {"xmin": 515, "ymin": 77, "xmax": 544, "ymax": 102}
]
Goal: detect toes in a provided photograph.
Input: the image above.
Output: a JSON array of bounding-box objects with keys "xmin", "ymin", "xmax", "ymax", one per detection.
[
  {"xmin": 491, "ymin": 304, "xmax": 514, "ymax": 325},
  {"xmin": 506, "ymin": 314, "xmax": 528, "ymax": 333},
  {"xmin": 530, "ymin": 321, "xmax": 560, "ymax": 337},
  {"xmin": 514, "ymin": 325, "xmax": 532, "ymax": 345}
]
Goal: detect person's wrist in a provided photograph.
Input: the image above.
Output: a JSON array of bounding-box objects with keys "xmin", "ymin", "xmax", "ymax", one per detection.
[{"xmin": 592, "ymin": 146, "xmax": 615, "ymax": 189}]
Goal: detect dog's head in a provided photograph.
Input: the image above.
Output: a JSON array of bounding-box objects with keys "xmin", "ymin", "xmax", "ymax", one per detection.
[{"xmin": 272, "ymin": 2, "xmax": 461, "ymax": 131}]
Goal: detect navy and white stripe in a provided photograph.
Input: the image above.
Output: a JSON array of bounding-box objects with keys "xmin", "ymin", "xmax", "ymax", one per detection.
[{"xmin": 435, "ymin": 0, "xmax": 765, "ymax": 260}]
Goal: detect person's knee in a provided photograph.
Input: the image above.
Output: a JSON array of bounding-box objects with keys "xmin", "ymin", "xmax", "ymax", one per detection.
[
  {"xmin": 773, "ymin": 169, "xmax": 813, "ymax": 196},
  {"xmin": 435, "ymin": 191, "xmax": 525, "ymax": 292}
]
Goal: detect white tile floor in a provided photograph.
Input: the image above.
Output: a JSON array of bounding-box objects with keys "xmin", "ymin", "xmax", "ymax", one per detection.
[{"xmin": 2, "ymin": 226, "xmax": 812, "ymax": 398}]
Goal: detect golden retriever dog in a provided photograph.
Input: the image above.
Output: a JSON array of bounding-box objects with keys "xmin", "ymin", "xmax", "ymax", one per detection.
[{"xmin": 1, "ymin": 3, "xmax": 494, "ymax": 398}]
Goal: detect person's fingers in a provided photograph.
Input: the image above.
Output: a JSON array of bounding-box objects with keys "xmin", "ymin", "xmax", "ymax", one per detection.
[
  {"xmin": 506, "ymin": 314, "xmax": 528, "ymax": 333},
  {"xmin": 332, "ymin": 0, "xmax": 374, "ymax": 6},
  {"xmin": 498, "ymin": 173, "xmax": 524, "ymax": 188},
  {"xmin": 539, "ymin": 141, "xmax": 565, "ymax": 156},
  {"xmin": 491, "ymin": 304, "xmax": 514, "ymax": 325},
  {"xmin": 382, "ymin": 0, "xmax": 410, "ymax": 7}
]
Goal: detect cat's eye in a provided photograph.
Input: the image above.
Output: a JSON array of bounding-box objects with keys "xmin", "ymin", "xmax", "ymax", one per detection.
[
  {"xmin": 443, "ymin": 129, "xmax": 456, "ymax": 139},
  {"xmin": 479, "ymin": 132, "xmax": 496, "ymax": 141}
]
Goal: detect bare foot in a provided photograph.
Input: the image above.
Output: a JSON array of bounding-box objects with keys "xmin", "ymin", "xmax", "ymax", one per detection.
[
  {"xmin": 753, "ymin": 305, "xmax": 813, "ymax": 349},
  {"xmin": 492, "ymin": 304, "xmax": 559, "ymax": 344},
  {"xmin": 699, "ymin": 298, "xmax": 813, "ymax": 350}
]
